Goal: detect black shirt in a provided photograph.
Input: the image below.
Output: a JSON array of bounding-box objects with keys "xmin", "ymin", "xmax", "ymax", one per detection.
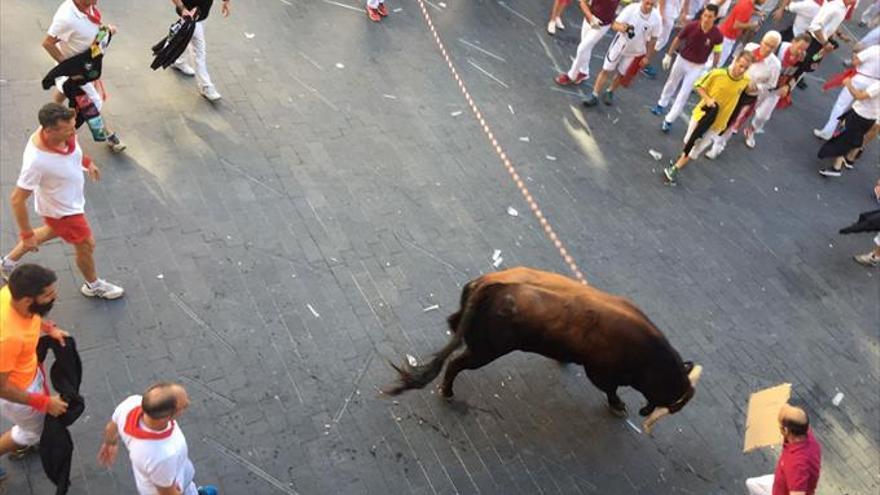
[{"xmin": 178, "ymin": 0, "xmax": 215, "ymax": 21}]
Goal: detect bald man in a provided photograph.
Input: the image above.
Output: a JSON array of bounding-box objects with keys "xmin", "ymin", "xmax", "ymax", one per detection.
[
  {"xmin": 745, "ymin": 403, "xmax": 822, "ymax": 495},
  {"xmin": 97, "ymin": 382, "xmax": 217, "ymax": 495}
]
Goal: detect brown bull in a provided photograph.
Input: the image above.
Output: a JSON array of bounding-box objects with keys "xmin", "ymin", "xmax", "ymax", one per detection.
[{"xmin": 384, "ymin": 267, "xmax": 702, "ymax": 433}]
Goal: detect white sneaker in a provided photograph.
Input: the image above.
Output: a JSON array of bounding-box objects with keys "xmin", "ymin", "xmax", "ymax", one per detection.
[
  {"xmin": 555, "ymin": 17, "xmax": 565, "ymax": 30},
  {"xmin": 172, "ymin": 61, "xmax": 196, "ymax": 76},
  {"xmin": 547, "ymin": 20, "xmax": 557, "ymax": 35},
  {"xmin": 0, "ymin": 256, "xmax": 17, "ymax": 281},
  {"xmin": 854, "ymin": 252, "xmax": 880, "ymax": 267},
  {"xmin": 81, "ymin": 279, "xmax": 125, "ymax": 300},
  {"xmin": 813, "ymin": 128, "xmax": 832, "ymax": 140},
  {"xmin": 200, "ymin": 85, "xmax": 222, "ymax": 101}
]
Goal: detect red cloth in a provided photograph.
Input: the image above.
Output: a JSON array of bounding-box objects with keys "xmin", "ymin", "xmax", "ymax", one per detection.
[
  {"xmin": 124, "ymin": 406, "xmax": 176, "ymax": 440},
  {"xmin": 719, "ymin": 0, "xmax": 754, "ymax": 40},
  {"xmin": 618, "ymin": 55, "xmax": 645, "ymax": 87},
  {"xmin": 677, "ymin": 21, "xmax": 724, "ymax": 64},
  {"xmin": 74, "ymin": 3, "xmax": 102, "ymax": 25},
  {"xmin": 773, "ymin": 430, "xmax": 822, "ymax": 495},
  {"xmin": 43, "ymin": 214, "xmax": 92, "ymax": 244},
  {"xmin": 822, "ymin": 67, "xmax": 857, "ymax": 91}
]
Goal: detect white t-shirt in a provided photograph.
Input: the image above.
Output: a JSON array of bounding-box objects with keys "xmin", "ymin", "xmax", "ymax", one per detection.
[
  {"xmin": 47, "ymin": 0, "xmax": 101, "ymax": 60},
  {"xmin": 743, "ymin": 43, "xmax": 782, "ymax": 96},
  {"xmin": 788, "ymin": 0, "xmax": 821, "ymax": 37},
  {"xmin": 808, "ymin": 0, "xmax": 847, "ymax": 40},
  {"xmin": 112, "ymin": 396, "xmax": 198, "ymax": 495},
  {"xmin": 854, "ymin": 45, "xmax": 880, "ymax": 84},
  {"xmin": 16, "ymin": 135, "xmax": 86, "ymax": 219},
  {"xmin": 615, "ymin": 3, "xmax": 663, "ymax": 56},
  {"xmin": 853, "ymin": 81, "xmax": 880, "ymax": 120}
]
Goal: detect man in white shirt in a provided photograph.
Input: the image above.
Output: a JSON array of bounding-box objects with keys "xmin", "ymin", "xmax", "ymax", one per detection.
[
  {"xmin": 42, "ymin": 0, "xmax": 126, "ymax": 153},
  {"xmin": 97, "ymin": 382, "xmax": 217, "ymax": 495},
  {"xmin": 641, "ymin": 0, "xmax": 690, "ymax": 78},
  {"xmin": 814, "ymin": 45, "xmax": 880, "ymax": 139},
  {"xmin": 792, "ymin": 0, "xmax": 855, "ymax": 86},
  {"xmin": 169, "ymin": 0, "xmax": 232, "ymax": 102},
  {"xmin": 774, "ymin": 0, "xmax": 822, "ymax": 41},
  {"xmin": 583, "ymin": 0, "xmax": 662, "ymax": 106},
  {"xmin": 0, "ymin": 103, "xmax": 124, "ymax": 300},
  {"xmin": 817, "ymin": 78, "xmax": 880, "ymax": 176},
  {"xmin": 707, "ymin": 31, "xmax": 782, "ymax": 157}
]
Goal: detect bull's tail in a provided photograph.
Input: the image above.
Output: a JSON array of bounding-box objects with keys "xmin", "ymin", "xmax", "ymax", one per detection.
[{"xmin": 383, "ymin": 280, "xmax": 486, "ymax": 396}]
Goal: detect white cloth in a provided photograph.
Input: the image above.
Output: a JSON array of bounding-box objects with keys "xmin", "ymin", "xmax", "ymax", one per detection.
[
  {"xmin": 860, "ymin": 26, "xmax": 880, "ymax": 47},
  {"xmin": 366, "ymin": 0, "xmax": 385, "ymax": 8},
  {"xmin": 820, "ymin": 46, "xmax": 880, "ymax": 133},
  {"xmin": 743, "ymin": 43, "xmax": 782, "ymax": 97},
  {"xmin": 788, "ymin": 0, "xmax": 822, "ymax": 37},
  {"xmin": 718, "ymin": 37, "xmax": 737, "ymax": 68},
  {"xmin": 113, "ymin": 395, "xmax": 198, "ymax": 495},
  {"xmin": 603, "ymin": 53, "xmax": 641, "ymax": 73},
  {"xmin": 175, "ymin": 21, "xmax": 215, "ymax": 90},
  {"xmin": 47, "ymin": 0, "xmax": 100, "ymax": 60},
  {"xmin": 659, "ymin": 57, "xmax": 707, "ymax": 124},
  {"xmin": 0, "ymin": 368, "xmax": 45, "ymax": 446},
  {"xmin": 853, "ymin": 81, "xmax": 880, "ymax": 120},
  {"xmin": 809, "ymin": 0, "xmax": 847, "ymax": 40},
  {"xmin": 750, "ymin": 90, "xmax": 782, "ymax": 132},
  {"xmin": 656, "ymin": 0, "xmax": 684, "ymax": 50},
  {"xmin": 745, "ymin": 474, "xmax": 775, "ymax": 495},
  {"xmin": 16, "ymin": 135, "xmax": 86, "ymax": 219},
  {"xmin": 567, "ymin": 21, "xmax": 612, "ymax": 79},
  {"xmin": 615, "ymin": 3, "xmax": 663, "ymax": 57}
]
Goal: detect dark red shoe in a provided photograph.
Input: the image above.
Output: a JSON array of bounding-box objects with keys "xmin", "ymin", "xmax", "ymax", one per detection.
[
  {"xmin": 366, "ymin": 6, "xmax": 381, "ymax": 21},
  {"xmin": 555, "ymin": 73, "xmax": 573, "ymax": 85},
  {"xmin": 572, "ymin": 72, "xmax": 588, "ymax": 85},
  {"xmin": 377, "ymin": 3, "xmax": 389, "ymax": 16}
]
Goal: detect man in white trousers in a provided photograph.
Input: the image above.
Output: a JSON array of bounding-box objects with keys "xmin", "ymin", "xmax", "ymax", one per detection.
[
  {"xmin": 170, "ymin": 0, "xmax": 231, "ymax": 101},
  {"xmin": 555, "ymin": 0, "xmax": 623, "ymax": 85},
  {"xmin": 651, "ymin": 5, "xmax": 723, "ymax": 132},
  {"xmin": 814, "ymin": 44, "xmax": 880, "ymax": 140},
  {"xmin": 742, "ymin": 33, "xmax": 811, "ymax": 146},
  {"xmin": 642, "ymin": 0, "xmax": 690, "ymax": 78},
  {"xmin": 706, "ymin": 30, "xmax": 781, "ymax": 157}
]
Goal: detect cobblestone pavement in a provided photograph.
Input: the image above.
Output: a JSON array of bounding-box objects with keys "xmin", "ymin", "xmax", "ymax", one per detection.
[{"xmin": 1, "ymin": 0, "xmax": 878, "ymax": 493}]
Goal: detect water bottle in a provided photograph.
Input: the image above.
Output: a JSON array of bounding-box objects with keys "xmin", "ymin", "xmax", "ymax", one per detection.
[{"xmin": 85, "ymin": 115, "xmax": 108, "ymax": 141}]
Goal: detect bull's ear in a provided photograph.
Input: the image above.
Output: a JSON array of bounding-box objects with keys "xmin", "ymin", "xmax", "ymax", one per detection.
[{"xmin": 683, "ymin": 361, "xmax": 694, "ymax": 374}]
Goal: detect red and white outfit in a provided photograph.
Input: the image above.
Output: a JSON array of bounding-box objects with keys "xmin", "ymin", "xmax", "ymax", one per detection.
[
  {"xmin": 0, "ymin": 369, "xmax": 47, "ymax": 446},
  {"xmin": 112, "ymin": 395, "xmax": 198, "ymax": 495},
  {"xmin": 658, "ymin": 20, "xmax": 723, "ymax": 125},
  {"xmin": 717, "ymin": 0, "xmax": 756, "ymax": 65},
  {"xmin": 602, "ymin": 3, "xmax": 662, "ymax": 74},
  {"xmin": 656, "ymin": 0, "xmax": 687, "ymax": 51},
  {"xmin": 48, "ymin": 0, "xmax": 104, "ymax": 111},
  {"xmin": 787, "ymin": 0, "xmax": 822, "ymax": 38},
  {"xmin": 16, "ymin": 134, "xmax": 93, "ymax": 244},
  {"xmin": 817, "ymin": 45, "xmax": 880, "ymax": 136},
  {"xmin": 564, "ymin": 0, "xmax": 621, "ymax": 81},
  {"xmin": 748, "ymin": 41, "xmax": 805, "ymax": 134}
]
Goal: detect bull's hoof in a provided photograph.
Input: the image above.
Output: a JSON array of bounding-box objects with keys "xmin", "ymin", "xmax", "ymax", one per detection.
[
  {"xmin": 607, "ymin": 402, "xmax": 628, "ymax": 418},
  {"xmin": 438, "ymin": 385, "xmax": 454, "ymax": 400},
  {"xmin": 639, "ymin": 404, "xmax": 656, "ymax": 417}
]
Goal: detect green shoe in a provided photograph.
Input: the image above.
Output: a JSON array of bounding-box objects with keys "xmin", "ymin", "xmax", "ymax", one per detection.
[{"xmin": 602, "ymin": 90, "xmax": 614, "ymax": 105}]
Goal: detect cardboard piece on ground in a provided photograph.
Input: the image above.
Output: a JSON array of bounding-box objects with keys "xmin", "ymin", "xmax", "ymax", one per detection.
[{"xmin": 743, "ymin": 383, "xmax": 792, "ymax": 453}]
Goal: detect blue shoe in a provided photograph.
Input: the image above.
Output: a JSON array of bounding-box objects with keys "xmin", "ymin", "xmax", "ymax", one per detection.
[
  {"xmin": 650, "ymin": 104, "xmax": 666, "ymax": 116},
  {"xmin": 661, "ymin": 120, "xmax": 672, "ymax": 133},
  {"xmin": 198, "ymin": 486, "xmax": 218, "ymax": 495},
  {"xmin": 642, "ymin": 65, "xmax": 658, "ymax": 79},
  {"xmin": 582, "ymin": 94, "xmax": 599, "ymax": 107}
]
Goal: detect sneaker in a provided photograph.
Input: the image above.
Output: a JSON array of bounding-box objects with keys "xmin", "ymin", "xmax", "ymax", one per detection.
[
  {"xmin": 106, "ymin": 133, "xmax": 127, "ymax": 153},
  {"xmin": 366, "ymin": 5, "xmax": 381, "ymax": 21},
  {"xmin": 172, "ymin": 61, "xmax": 196, "ymax": 76},
  {"xmin": 650, "ymin": 104, "xmax": 666, "ymax": 116},
  {"xmin": 854, "ymin": 252, "xmax": 880, "ymax": 267},
  {"xmin": 705, "ymin": 144, "xmax": 722, "ymax": 159},
  {"xmin": 547, "ymin": 20, "xmax": 557, "ymax": 35},
  {"xmin": 641, "ymin": 65, "xmax": 658, "ymax": 79},
  {"xmin": 81, "ymin": 279, "xmax": 125, "ymax": 300},
  {"xmin": 582, "ymin": 93, "xmax": 599, "ymax": 107},
  {"xmin": 8, "ymin": 444, "xmax": 38, "ymax": 460},
  {"xmin": 377, "ymin": 2, "xmax": 389, "ymax": 16},
  {"xmin": 555, "ymin": 17, "xmax": 565, "ymax": 30},
  {"xmin": 663, "ymin": 165, "xmax": 678, "ymax": 185},
  {"xmin": 0, "ymin": 256, "xmax": 17, "ymax": 281},
  {"xmin": 744, "ymin": 127, "xmax": 756, "ymax": 148},
  {"xmin": 797, "ymin": 80, "xmax": 807, "ymax": 90},
  {"xmin": 661, "ymin": 120, "xmax": 672, "ymax": 133},
  {"xmin": 197, "ymin": 485, "xmax": 219, "ymax": 495},
  {"xmin": 200, "ymin": 86, "xmax": 222, "ymax": 101},
  {"xmin": 555, "ymin": 72, "xmax": 587, "ymax": 85},
  {"xmin": 818, "ymin": 167, "xmax": 842, "ymax": 177},
  {"xmin": 813, "ymin": 128, "xmax": 832, "ymax": 140},
  {"xmin": 602, "ymin": 90, "xmax": 614, "ymax": 105}
]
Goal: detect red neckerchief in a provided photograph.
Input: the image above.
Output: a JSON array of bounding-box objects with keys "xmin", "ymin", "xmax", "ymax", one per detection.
[
  {"xmin": 752, "ymin": 48, "xmax": 768, "ymax": 63},
  {"xmin": 781, "ymin": 45, "xmax": 804, "ymax": 68},
  {"xmin": 124, "ymin": 406, "xmax": 175, "ymax": 440},
  {"xmin": 74, "ymin": 1, "xmax": 102, "ymax": 25},
  {"xmin": 39, "ymin": 130, "xmax": 76, "ymax": 155}
]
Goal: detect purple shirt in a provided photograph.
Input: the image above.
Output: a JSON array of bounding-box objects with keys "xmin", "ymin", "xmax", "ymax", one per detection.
[{"xmin": 677, "ymin": 20, "xmax": 724, "ymax": 64}]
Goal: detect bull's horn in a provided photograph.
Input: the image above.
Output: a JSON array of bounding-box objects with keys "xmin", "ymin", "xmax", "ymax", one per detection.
[
  {"xmin": 642, "ymin": 406, "xmax": 670, "ymax": 435},
  {"xmin": 688, "ymin": 364, "xmax": 704, "ymax": 387}
]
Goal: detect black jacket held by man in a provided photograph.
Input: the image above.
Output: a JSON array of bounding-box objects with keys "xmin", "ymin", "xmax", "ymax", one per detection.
[{"xmin": 36, "ymin": 335, "xmax": 84, "ymax": 495}]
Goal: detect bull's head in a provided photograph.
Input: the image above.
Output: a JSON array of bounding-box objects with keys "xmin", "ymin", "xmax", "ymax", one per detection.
[{"xmin": 642, "ymin": 362, "xmax": 703, "ymax": 435}]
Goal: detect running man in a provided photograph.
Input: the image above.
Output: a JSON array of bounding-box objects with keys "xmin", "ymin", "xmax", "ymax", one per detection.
[{"xmin": 555, "ymin": 0, "xmax": 623, "ymax": 86}]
